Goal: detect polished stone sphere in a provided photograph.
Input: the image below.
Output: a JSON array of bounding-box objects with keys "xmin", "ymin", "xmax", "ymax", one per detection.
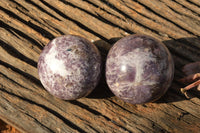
[
  {"xmin": 38, "ymin": 35, "xmax": 102, "ymax": 100},
  {"xmin": 106, "ymin": 35, "xmax": 174, "ymax": 104}
]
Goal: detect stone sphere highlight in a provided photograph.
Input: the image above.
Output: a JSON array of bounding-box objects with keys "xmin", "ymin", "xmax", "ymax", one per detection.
[
  {"xmin": 106, "ymin": 35, "xmax": 174, "ymax": 104},
  {"xmin": 38, "ymin": 35, "xmax": 102, "ymax": 100}
]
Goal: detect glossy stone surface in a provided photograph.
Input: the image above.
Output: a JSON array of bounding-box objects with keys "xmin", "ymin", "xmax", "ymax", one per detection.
[
  {"xmin": 38, "ymin": 35, "xmax": 102, "ymax": 100},
  {"xmin": 106, "ymin": 35, "xmax": 174, "ymax": 104}
]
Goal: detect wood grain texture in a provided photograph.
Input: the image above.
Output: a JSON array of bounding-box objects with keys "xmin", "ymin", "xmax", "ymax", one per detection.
[{"xmin": 0, "ymin": 0, "xmax": 200, "ymax": 132}]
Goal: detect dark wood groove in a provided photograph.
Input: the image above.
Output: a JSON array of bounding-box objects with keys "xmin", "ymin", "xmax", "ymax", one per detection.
[
  {"xmin": 190, "ymin": 100, "xmax": 200, "ymax": 106},
  {"xmin": 100, "ymin": 0, "xmax": 161, "ymax": 35},
  {"xmin": 123, "ymin": 2, "xmax": 156, "ymax": 22},
  {"xmin": 0, "ymin": 88, "xmax": 86, "ymax": 133},
  {"xmin": 69, "ymin": 0, "xmax": 125, "ymax": 20},
  {"xmin": 69, "ymin": 100, "xmax": 133, "ymax": 132},
  {"xmin": 0, "ymin": 20, "xmax": 44, "ymax": 49},
  {"xmin": 171, "ymin": 103, "xmax": 200, "ymax": 119},
  {"xmin": 22, "ymin": 0, "xmax": 61, "ymax": 21},
  {"xmin": 0, "ymin": 40, "xmax": 37, "ymax": 68},
  {"xmin": 171, "ymin": 0, "xmax": 200, "ymax": 16},
  {"xmin": 66, "ymin": 0, "xmax": 185, "ymax": 39},
  {"xmin": 8, "ymin": 0, "xmax": 29, "ymax": 12},
  {"xmin": 119, "ymin": 0, "xmax": 182, "ymax": 38},
  {"xmin": 41, "ymin": 19, "xmax": 65, "ymax": 35},
  {"xmin": 39, "ymin": 0, "xmax": 110, "ymax": 42},
  {"xmin": 70, "ymin": 100, "xmax": 110, "ymax": 121},
  {"xmin": 105, "ymin": 100, "xmax": 169, "ymax": 132},
  {"xmin": 60, "ymin": 0, "xmax": 134, "ymax": 35},
  {"xmin": 0, "ymin": 6, "xmax": 55, "ymax": 40},
  {"xmin": 86, "ymin": 0, "xmax": 193, "ymax": 38},
  {"xmin": 0, "ymin": 60, "xmax": 41, "ymax": 86},
  {"xmin": 8, "ymin": 0, "xmax": 65, "ymax": 36},
  {"xmin": 137, "ymin": 0, "xmax": 199, "ymax": 36},
  {"xmin": 64, "ymin": 0, "xmax": 153, "ymax": 38},
  {"xmin": 187, "ymin": 0, "xmax": 200, "ymax": 7},
  {"xmin": 164, "ymin": 1, "xmax": 200, "ymax": 21},
  {"xmin": 174, "ymin": 0, "xmax": 200, "ymax": 15},
  {"xmin": 107, "ymin": 100, "xmax": 170, "ymax": 132},
  {"xmin": 24, "ymin": 112, "xmax": 55, "ymax": 133},
  {"xmin": 0, "ymin": 72, "xmax": 36, "ymax": 95}
]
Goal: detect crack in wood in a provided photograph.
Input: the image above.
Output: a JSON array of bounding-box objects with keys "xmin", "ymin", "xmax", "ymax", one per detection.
[
  {"xmin": 187, "ymin": 0, "xmax": 200, "ymax": 8},
  {"xmin": 0, "ymin": 20, "xmax": 44, "ymax": 49},
  {"xmin": 137, "ymin": 0, "xmax": 199, "ymax": 36},
  {"xmin": 0, "ymin": 88, "xmax": 87, "ymax": 133},
  {"xmin": 59, "ymin": 0, "xmax": 134, "ymax": 35},
  {"xmin": 0, "ymin": 60, "xmax": 41, "ymax": 86},
  {"xmin": 39, "ymin": 0, "xmax": 110, "ymax": 42},
  {"xmin": 0, "ymin": 40, "xmax": 37, "ymax": 68},
  {"xmin": 22, "ymin": 0, "xmax": 61, "ymax": 21},
  {"xmin": 100, "ymin": 0, "xmax": 161, "ymax": 35},
  {"xmin": 0, "ymin": 6, "xmax": 55, "ymax": 40}
]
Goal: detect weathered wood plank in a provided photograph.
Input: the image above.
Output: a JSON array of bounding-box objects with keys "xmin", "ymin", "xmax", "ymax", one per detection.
[
  {"xmin": 0, "ymin": 0, "xmax": 200, "ymax": 132},
  {"xmin": 137, "ymin": 0, "xmax": 200, "ymax": 36}
]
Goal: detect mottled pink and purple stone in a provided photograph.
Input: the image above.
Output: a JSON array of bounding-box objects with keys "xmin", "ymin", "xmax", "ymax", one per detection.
[
  {"xmin": 106, "ymin": 35, "xmax": 174, "ymax": 104},
  {"xmin": 38, "ymin": 35, "xmax": 102, "ymax": 100}
]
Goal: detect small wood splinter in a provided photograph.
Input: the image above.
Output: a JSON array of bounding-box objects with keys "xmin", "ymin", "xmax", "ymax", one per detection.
[{"xmin": 179, "ymin": 62, "xmax": 200, "ymax": 98}]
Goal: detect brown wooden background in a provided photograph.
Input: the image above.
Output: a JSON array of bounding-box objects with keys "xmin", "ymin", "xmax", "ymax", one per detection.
[{"xmin": 0, "ymin": 0, "xmax": 200, "ymax": 132}]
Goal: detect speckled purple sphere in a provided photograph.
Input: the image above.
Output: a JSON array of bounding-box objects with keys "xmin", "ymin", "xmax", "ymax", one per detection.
[
  {"xmin": 106, "ymin": 35, "xmax": 174, "ymax": 104},
  {"xmin": 38, "ymin": 35, "xmax": 101, "ymax": 100}
]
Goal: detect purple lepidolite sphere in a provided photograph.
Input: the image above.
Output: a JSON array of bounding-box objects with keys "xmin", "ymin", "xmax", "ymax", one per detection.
[
  {"xmin": 38, "ymin": 35, "xmax": 102, "ymax": 100},
  {"xmin": 106, "ymin": 35, "xmax": 174, "ymax": 104}
]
